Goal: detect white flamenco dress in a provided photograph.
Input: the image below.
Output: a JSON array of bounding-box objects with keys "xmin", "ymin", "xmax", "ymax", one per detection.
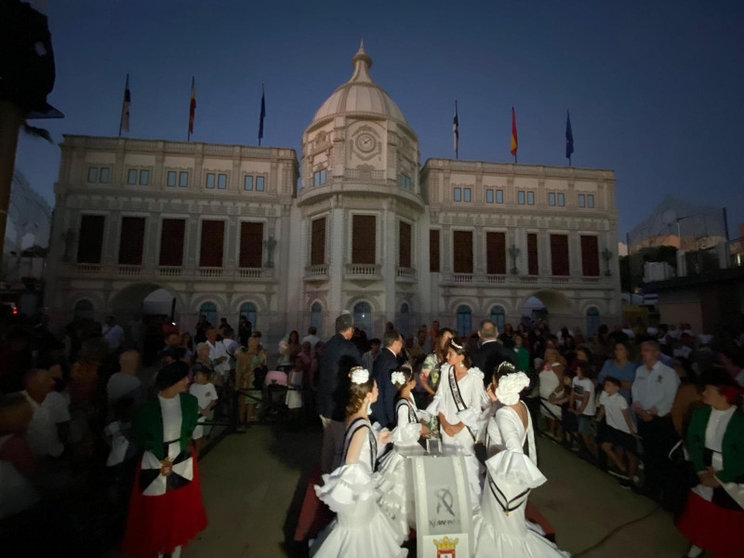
[
  {"xmin": 474, "ymin": 403, "xmax": 570, "ymax": 557},
  {"xmin": 426, "ymin": 364, "xmax": 490, "ymax": 509},
  {"xmin": 311, "ymin": 417, "xmax": 407, "ymax": 558},
  {"xmin": 377, "ymin": 397, "xmax": 427, "ymax": 542}
]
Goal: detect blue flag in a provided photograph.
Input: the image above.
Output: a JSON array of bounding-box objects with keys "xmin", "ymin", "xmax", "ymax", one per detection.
[
  {"xmin": 258, "ymin": 86, "xmax": 266, "ymax": 145},
  {"xmin": 565, "ymin": 110, "xmax": 574, "ymax": 162}
]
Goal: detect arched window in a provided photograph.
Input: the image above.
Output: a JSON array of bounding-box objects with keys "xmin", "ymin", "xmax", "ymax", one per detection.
[
  {"xmin": 456, "ymin": 305, "xmax": 472, "ymax": 337},
  {"xmin": 353, "ymin": 301, "xmax": 372, "ymax": 336},
  {"xmin": 199, "ymin": 301, "xmax": 217, "ymax": 327},
  {"xmin": 586, "ymin": 307, "xmax": 600, "ymax": 337},
  {"xmin": 310, "ymin": 302, "xmax": 322, "ymax": 333},
  {"xmin": 399, "ymin": 303, "xmax": 410, "ymax": 336},
  {"xmin": 239, "ymin": 302, "xmax": 257, "ymax": 329},
  {"xmin": 490, "ymin": 305, "xmax": 506, "ymax": 332},
  {"xmin": 73, "ymin": 299, "xmax": 94, "ymax": 320}
]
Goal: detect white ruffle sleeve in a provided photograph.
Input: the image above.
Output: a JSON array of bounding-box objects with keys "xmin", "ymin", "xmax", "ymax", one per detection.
[
  {"xmin": 485, "ymin": 450, "xmax": 547, "ymax": 496},
  {"xmin": 314, "ymin": 464, "xmax": 379, "ymax": 513},
  {"xmin": 392, "ymin": 422, "xmax": 422, "ymax": 447}
]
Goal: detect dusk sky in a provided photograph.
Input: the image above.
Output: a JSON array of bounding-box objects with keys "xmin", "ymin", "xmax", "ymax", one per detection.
[{"xmin": 14, "ymin": 0, "xmax": 744, "ymax": 241}]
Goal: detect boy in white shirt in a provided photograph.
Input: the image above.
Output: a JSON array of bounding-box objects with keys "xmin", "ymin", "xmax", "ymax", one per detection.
[
  {"xmin": 189, "ymin": 368, "xmax": 218, "ymax": 455},
  {"xmin": 569, "ymin": 362, "xmax": 598, "ymax": 459},
  {"xmin": 596, "ymin": 376, "xmax": 639, "ymax": 487}
]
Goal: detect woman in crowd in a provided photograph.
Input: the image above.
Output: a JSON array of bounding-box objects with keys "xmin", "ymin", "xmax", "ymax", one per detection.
[
  {"xmin": 419, "ymin": 327, "xmax": 454, "ymax": 402},
  {"xmin": 235, "ymin": 335, "xmax": 266, "ymax": 424},
  {"xmin": 597, "ymin": 341, "xmax": 636, "ymax": 403},
  {"xmin": 676, "ymin": 369, "xmax": 744, "ymax": 558},
  {"xmin": 474, "ymin": 366, "xmax": 569, "ymax": 557},
  {"xmin": 427, "ymin": 339, "xmax": 489, "ymax": 508},
  {"xmin": 310, "ymin": 367, "xmax": 403, "ymax": 557},
  {"xmin": 120, "ymin": 361, "xmax": 207, "ymax": 558}
]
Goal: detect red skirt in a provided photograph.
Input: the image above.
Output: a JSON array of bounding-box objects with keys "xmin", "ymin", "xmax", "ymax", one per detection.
[
  {"xmin": 120, "ymin": 447, "xmax": 207, "ymax": 556},
  {"xmin": 676, "ymin": 491, "xmax": 744, "ymax": 558}
]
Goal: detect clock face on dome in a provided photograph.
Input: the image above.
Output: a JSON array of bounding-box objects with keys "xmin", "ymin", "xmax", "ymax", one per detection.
[{"xmin": 355, "ymin": 133, "xmax": 377, "ymax": 153}]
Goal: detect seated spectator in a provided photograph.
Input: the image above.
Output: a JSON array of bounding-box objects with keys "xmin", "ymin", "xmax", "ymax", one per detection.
[{"xmin": 106, "ymin": 350, "xmax": 143, "ymax": 404}]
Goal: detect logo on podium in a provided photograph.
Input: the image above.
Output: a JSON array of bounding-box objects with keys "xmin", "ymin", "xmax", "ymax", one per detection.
[{"xmin": 433, "ymin": 536, "xmax": 458, "ymax": 558}]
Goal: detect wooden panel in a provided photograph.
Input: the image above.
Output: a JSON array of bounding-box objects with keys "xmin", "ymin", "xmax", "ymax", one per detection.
[
  {"xmin": 200, "ymin": 220, "xmax": 224, "ymax": 267},
  {"xmin": 486, "ymin": 232, "xmax": 506, "ymax": 274},
  {"xmin": 240, "ymin": 222, "xmax": 263, "ymax": 268},
  {"xmin": 581, "ymin": 235, "xmax": 600, "ymax": 276},
  {"xmin": 311, "ymin": 217, "xmax": 326, "ymax": 266},
  {"xmin": 118, "ymin": 217, "xmax": 145, "ymax": 265},
  {"xmin": 453, "ymin": 231, "xmax": 473, "ymax": 273},
  {"xmin": 352, "ymin": 215, "xmax": 376, "ymax": 264},
  {"xmin": 159, "ymin": 219, "xmax": 185, "ymax": 266},
  {"xmin": 399, "ymin": 221, "xmax": 411, "ymax": 268},
  {"xmin": 429, "ymin": 229, "xmax": 440, "ymax": 272},
  {"xmin": 527, "ymin": 233, "xmax": 538, "ymax": 276},
  {"xmin": 550, "ymin": 234, "xmax": 569, "ymax": 276},
  {"xmin": 77, "ymin": 215, "xmax": 105, "ymax": 263}
]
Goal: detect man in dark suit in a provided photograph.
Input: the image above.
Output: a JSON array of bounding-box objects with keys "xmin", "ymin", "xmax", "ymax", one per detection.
[
  {"xmin": 471, "ymin": 319, "xmax": 516, "ymax": 386},
  {"xmin": 317, "ymin": 313, "xmax": 361, "ymax": 472},
  {"xmin": 370, "ymin": 329, "xmax": 403, "ymax": 429}
]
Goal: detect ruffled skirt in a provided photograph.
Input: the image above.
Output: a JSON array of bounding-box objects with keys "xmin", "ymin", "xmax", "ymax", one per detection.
[{"xmin": 676, "ymin": 490, "xmax": 744, "ymax": 558}]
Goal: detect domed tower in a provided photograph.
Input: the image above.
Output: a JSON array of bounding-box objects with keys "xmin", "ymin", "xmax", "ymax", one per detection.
[{"xmin": 295, "ymin": 42, "xmax": 425, "ymax": 336}]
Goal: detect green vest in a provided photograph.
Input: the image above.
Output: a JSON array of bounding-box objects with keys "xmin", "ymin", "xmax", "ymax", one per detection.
[
  {"xmin": 686, "ymin": 405, "xmax": 744, "ymax": 483},
  {"xmin": 133, "ymin": 393, "xmax": 200, "ymax": 460}
]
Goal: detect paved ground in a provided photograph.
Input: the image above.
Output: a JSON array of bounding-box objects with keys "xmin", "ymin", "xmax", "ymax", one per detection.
[{"xmin": 184, "ymin": 422, "xmax": 689, "ymax": 558}]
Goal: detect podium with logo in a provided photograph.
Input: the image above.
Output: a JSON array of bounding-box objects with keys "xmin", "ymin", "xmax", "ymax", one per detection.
[{"xmin": 411, "ymin": 454, "xmax": 472, "ymax": 558}]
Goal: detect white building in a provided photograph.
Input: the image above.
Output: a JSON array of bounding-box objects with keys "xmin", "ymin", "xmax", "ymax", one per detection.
[{"xmin": 45, "ymin": 44, "xmax": 621, "ymax": 343}]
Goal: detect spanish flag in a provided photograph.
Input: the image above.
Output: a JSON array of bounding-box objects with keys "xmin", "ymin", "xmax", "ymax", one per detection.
[
  {"xmin": 188, "ymin": 76, "xmax": 196, "ymax": 141},
  {"xmin": 510, "ymin": 107, "xmax": 518, "ymax": 162}
]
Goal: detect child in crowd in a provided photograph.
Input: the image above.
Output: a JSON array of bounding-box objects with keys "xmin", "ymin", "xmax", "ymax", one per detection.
[
  {"xmin": 378, "ymin": 365, "xmax": 430, "ymax": 541},
  {"xmin": 286, "ymin": 356, "xmax": 304, "ymax": 423},
  {"xmin": 595, "ymin": 376, "xmax": 639, "ymax": 487},
  {"xmin": 569, "ymin": 361, "xmax": 598, "ymax": 459},
  {"xmin": 189, "ymin": 367, "xmax": 218, "ymax": 455}
]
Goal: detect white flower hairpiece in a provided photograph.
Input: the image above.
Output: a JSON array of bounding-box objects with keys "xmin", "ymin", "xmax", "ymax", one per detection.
[
  {"xmin": 350, "ymin": 367, "xmax": 370, "ymax": 385},
  {"xmin": 495, "ymin": 371, "xmax": 531, "ymax": 405},
  {"xmin": 450, "ymin": 339, "xmax": 464, "ymax": 351},
  {"xmin": 391, "ymin": 371, "xmax": 406, "ymax": 386}
]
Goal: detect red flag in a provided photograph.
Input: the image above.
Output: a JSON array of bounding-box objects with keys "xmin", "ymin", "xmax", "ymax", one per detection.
[
  {"xmin": 188, "ymin": 76, "xmax": 196, "ymax": 139},
  {"xmin": 510, "ymin": 107, "xmax": 518, "ymax": 159}
]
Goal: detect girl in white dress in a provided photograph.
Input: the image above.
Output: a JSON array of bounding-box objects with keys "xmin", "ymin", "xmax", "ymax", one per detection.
[
  {"xmin": 311, "ymin": 367, "xmax": 406, "ymax": 558},
  {"xmin": 377, "ymin": 365, "xmax": 431, "ymax": 541},
  {"xmin": 474, "ymin": 367, "xmax": 569, "ymax": 558},
  {"xmin": 427, "ymin": 339, "xmax": 490, "ymax": 508}
]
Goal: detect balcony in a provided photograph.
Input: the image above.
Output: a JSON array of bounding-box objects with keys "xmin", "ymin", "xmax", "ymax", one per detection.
[
  {"xmin": 60, "ymin": 263, "xmax": 276, "ymax": 283},
  {"xmin": 344, "ymin": 263, "xmax": 382, "ymax": 282},
  {"xmin": 441, "ymin": 272, "xmax": 613, "ymax": 289},
  {"xmin": 396, "ymin": 267, "xmax": 416, "ymax": 283},
  {"xmin": 304, "ymin": 264, "xmax": 329, "ymax": 282}
]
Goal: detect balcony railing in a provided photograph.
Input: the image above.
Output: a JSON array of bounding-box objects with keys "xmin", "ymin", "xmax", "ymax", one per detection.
[
  {"xmin": 76, "ymin": 263, "xmax": 102, "ymax": 273},
  {"xmin": 238, "ymin": 267, "xmax": 273, "ymax": 279},
  {"xmin": 345, "ymin": 263, "xmax": 382, "ymax": 280},
  {"xmin": 304, "ymin": 264, "xmax": 329, "ymax": 281},
  {"xmin": 159, "ymin": 266, "xmax": 182, "ymax": 277},
  {"xmin": 199, "ymin": 267, "xmax": 223, "ymax": 278},
  {"xmin": 62, "ymin": 263, "xmax": 275, "ymax": 282},
  {"xmin": 396, "ymin": 267, "xmax": 416, "ymax": 282},
  {"xmin": 118, "ymin": 265, "xmax": 142, "ymax": 276},
  {"xmin": 442, "ymin": 272, "xmax": 612, "ymax": 287}
]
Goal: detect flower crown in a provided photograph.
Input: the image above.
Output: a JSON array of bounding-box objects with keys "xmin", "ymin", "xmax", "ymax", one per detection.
[
  {"xmin": 349, "ymin": 366, "xmax": 370, "ymax": 385},
  {"xmin": 391, "ymin": 371, "xmax": 407, "ymax": 386}
]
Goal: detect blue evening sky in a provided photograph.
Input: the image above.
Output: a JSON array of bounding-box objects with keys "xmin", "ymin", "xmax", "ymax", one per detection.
[{"xmin": 14, "ymin": 0, "xmax": 744, "ymax": 241}]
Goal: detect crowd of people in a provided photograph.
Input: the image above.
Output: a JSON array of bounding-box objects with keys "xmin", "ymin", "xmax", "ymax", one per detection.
[{"xmin": 1, "ymin": 303, "xmax": 743, "ymax": 557}]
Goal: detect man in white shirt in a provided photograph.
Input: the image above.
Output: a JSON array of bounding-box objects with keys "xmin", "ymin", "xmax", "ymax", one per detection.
[
  {"xmin": 22, "ymin": 369, "xmax": 64, "ymax": 458},
  {"xmin": 631, "ymin": 340, "xmax": 680, "ymax": 504},
  {"xmin": 301, "ymin": 326, "xmax": 321, "ymax": 351},
  {"xmin": 102, "ymin": 315, "xmax": 124, "ymax": 352},
  {"xmin": 206, "ymin": 327, "xmax": 231, "ymax": 382}
]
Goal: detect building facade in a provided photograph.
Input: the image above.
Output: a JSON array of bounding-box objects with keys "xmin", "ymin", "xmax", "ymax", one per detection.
[{"xmin": 45, "ymin": 44, "xmax": 621, "ymax": 343}]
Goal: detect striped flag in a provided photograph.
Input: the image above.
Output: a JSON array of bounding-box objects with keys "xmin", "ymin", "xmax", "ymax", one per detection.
[
  {"xmin": 510, "ymin": 107, "xmax": 518, "ymax": 162},
  {"xmin": 453, "ymin": 100, "xmax": 459, "ymax": 159},
  {"xmin": 188, "ymin": 76, "xmax": 196, "ymax": 141},
  {"xmin": 119, "ymin": 74, "xmax": 130, "ymax": 136},
  {"xmin": 565, "ymin": 110, "xmax": 574, "ymax": 165},
  {"xmin": 258, "ymin": 85, "xmax": 266, "ymax": 145}
]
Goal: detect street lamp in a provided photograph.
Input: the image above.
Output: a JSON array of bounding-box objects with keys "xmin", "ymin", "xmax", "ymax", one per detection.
[
  {"xmin": 601, "ymin": 248, "xmax": 613, "ymax": 276},
  {"xmin": 508, "ymin": 245, "xmax": 520, "ymax": 275}
]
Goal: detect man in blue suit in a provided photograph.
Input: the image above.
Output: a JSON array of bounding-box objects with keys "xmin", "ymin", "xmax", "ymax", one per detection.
[{"xmin": 370, "ymin": 329, "xmax": 403, "ymax": 428}]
